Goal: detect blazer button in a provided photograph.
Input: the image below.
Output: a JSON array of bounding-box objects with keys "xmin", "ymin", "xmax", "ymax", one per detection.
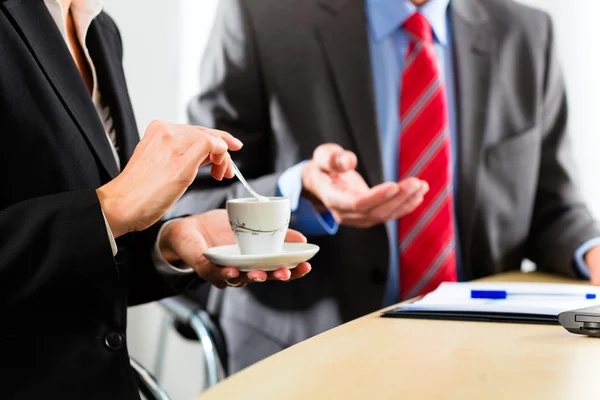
[
  {"xmin": 104, "ymin": 332, "xmax": 125, "ymax": 350},
  {"xmin": 370, "ymin": 267, "xmax": 387, "ymax": 285}
]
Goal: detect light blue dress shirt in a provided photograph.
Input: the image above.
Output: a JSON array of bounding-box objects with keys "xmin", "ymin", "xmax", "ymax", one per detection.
[{"xmin": 277, "ymin": 0, "xmax": 593, "ymax": 306}]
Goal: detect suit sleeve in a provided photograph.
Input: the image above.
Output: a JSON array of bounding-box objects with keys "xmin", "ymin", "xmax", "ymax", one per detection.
[
  {"xmin": 170, "ymin": 0, "xmax": 280, "ymax": 218},
  {"xmin": 0, "ymin": 190, "xmax": 119, "ymax": 309},
  {"xmin": 524, "ymin": 14, "xmax": 600, "ymax": 277},
  {"xmin": 126, "ymin": 221, "xmax": 179, "ymax": 306}
]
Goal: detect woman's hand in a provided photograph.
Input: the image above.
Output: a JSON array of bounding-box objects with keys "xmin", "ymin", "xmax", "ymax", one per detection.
[
  {"xmin": 158, "ymin": 209, "xmax": 312, "ymax": 288},
  {"xmin": 96, "ymin": 120, "xmax": 242, "ymax": 238}
]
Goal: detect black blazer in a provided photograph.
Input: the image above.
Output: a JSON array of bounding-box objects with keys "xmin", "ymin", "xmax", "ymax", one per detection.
[{"xmin": 0, "ymin": 1, "xmax": 177, "ymax": 398}]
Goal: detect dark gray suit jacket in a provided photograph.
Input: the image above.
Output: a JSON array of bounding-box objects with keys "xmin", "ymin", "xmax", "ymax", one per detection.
[{"xmin": 176, "ymin": 0, "xmax": 600, "ymax": 372}]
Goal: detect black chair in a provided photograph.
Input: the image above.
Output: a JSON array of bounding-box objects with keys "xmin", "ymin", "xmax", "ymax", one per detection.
[
  {"xmin": 131, "ymin": 358, "xmax": 171, "ymax": 400},
  {"xmin": 154, "ymin": 289, "xmax": 227, "ymax": 392}
]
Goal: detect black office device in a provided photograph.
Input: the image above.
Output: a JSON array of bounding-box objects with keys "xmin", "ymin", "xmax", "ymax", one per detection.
[{"xmin": 558, "ymin": 304, "xmax": 600, "ymax": 338}]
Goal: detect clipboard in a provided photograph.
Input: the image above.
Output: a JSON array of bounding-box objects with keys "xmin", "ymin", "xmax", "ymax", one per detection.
[
  {"xmin": 381, "ymin": 307, "xmax": 559, "ymax": 324},
  {"xmin": 380, "ymin": 281, "xmax": 600, "ymax": 325}
]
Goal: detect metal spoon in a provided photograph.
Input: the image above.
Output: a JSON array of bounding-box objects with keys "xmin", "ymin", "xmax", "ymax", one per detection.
[{"xmin": 231, "ymin": 160, "xmax": 270, "ymax": 202}]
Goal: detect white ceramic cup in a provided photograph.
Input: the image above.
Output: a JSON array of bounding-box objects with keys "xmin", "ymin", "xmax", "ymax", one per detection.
[{"xmin": 226, "ymin": 197, "xmax": 291, "ymax": 255}]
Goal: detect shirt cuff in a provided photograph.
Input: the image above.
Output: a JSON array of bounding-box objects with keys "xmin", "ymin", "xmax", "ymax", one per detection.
[
  {"xmin": 277, "ymin": 161, "xmax": 339, "ymax": 236},
  {"xmin": 101, "ymin": 208, "xmax": 117, "ymax": 256},
  {"xmin": 278, "ymin": 161, "xmax": 309, "ymax": 212},
  {"xmin": 151, "ymin": 218, "xmax": 195, "ymax": 276},
  {"xmin": 574, "ymin": 237, "xmax": 600, "ymax": 279}
]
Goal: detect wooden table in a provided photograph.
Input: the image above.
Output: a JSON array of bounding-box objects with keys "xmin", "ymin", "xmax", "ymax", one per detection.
[{"xmin": 197, "ymin": 272, "xmax": 600, "ymax": 399}]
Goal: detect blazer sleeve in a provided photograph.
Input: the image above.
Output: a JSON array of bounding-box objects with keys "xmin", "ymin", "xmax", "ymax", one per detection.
[
  {"xmin": 524, "ymin": 14, "xmax": 600, "ymax": 277},
  {"xmin": 0, "ymin": 190, "xmax": 119, "ymax": 309},
  {"xmin": 127, "ymin": 221, "xmax": 180, "ymax": 306},
  {"xmin": 171, "ymin": 0, "xmax": 281, "ymax": 218}
]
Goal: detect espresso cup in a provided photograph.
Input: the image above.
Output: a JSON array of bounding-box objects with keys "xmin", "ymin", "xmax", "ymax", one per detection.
[{"xmin": 226, "ymin": 197, "xmax": 291, "ymax": 255}]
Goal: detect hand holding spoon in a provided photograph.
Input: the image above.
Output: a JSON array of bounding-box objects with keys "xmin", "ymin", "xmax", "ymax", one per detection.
[{"xmin": 231, "ymin": 160, "xmax": 270, "ymax": 202}]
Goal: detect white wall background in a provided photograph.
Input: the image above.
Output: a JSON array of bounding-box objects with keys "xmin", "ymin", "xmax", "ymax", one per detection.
[
  {"xmin": 101, "ymin": 1, "xmax": 600, "ymax": 399},
  {"xmin": 516, "ymin": 0, "xmax": 600, "ymax": 219}
]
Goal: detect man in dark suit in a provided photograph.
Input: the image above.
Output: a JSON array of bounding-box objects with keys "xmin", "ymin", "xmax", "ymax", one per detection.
[
  {"xmin": 179, "ymin": 0, "xmax": 600, "ymax": 373},
  {"xmin": 0, "ymin": 0, "xmax": 311, "ymax": 398}
]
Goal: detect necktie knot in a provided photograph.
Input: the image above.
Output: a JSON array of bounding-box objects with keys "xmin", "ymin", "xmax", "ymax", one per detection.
[{"xmin": 403, "ymin": 13, "xmax": 433, "ymax": 43}]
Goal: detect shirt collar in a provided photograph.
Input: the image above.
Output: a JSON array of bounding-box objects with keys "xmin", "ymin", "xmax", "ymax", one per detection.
[
  {"xmin": 44, "ymin": 0, "xmax": 104, "ymax": 39},
  {"xmin": 44, "ymin": 0, "xmax": 104, "ymax": 16},
  {"xmin": 44, "ymin": 0, "xmax": 104, "ymax": 98},
  {"xmin": 366, "ymin": 0, "xmax": 450, "ymax": 45}
]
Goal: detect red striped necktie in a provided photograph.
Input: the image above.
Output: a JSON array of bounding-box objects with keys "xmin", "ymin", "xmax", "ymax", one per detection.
[{"xmin": 398, "ymin": 13, "xmax": 457, "ymax": 300}]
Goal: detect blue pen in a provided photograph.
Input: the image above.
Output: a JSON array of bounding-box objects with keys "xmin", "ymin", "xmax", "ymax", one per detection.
[{"xmin": 471, "ymin": 290, "xmax": 597, "ymax": 300}]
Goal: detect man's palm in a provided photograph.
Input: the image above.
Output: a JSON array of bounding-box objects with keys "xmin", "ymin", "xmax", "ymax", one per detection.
[
  {"xmin": 301, "ymin": 144, "xmax": 428, "ymax": 227},
  {"xmin": 327, "ymin": 169, "xmax": 370, "ymax": 198}
]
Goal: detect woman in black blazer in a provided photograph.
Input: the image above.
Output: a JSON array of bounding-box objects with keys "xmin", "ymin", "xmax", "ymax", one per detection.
[{"xmin": 0, "ymin": 1, "xmax": 310, "ymax": 398}]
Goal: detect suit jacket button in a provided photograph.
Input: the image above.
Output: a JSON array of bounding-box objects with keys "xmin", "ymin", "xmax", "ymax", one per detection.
[
  {"xmin": 370, "ymin": 267, "xmax": 387, "ymax": 285},
  {"xmin": 105, "ymin": 332, "xmax": 125, "ymax": 350}
]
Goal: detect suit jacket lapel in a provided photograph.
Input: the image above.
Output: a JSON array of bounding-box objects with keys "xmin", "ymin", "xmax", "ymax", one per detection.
[
  {"xmin": 451, "ymin": 0, "xmax": 494, "ymax": 277},
  {"xmin": 3, "ymin": 0, "xmax": 119, "ymax": 178},
  {"xmin": 87, "ymin": 19, "xmax": 139, "ymax": 165},
  {"xmin": 315, "ymin": 0, "xmax": 383, "ymax": 186}
]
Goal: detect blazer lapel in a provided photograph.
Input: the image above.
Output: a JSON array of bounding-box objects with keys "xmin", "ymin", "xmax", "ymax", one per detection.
[
  {"xmin": 87, "ymin": 19, "xmax": 140, "ymax": 165},
  {"xmin": 451, "ymin": 0, "xmax": 495, "ymax": 277},
  {"xmin": 315, "ymin": 0, "xmax": 383, "ymax": 186},
  {"xmin": 3, "ymin": 0, "xmax": 119, "ymax": 178}
]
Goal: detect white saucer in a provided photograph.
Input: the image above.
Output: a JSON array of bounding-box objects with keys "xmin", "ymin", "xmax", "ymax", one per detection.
[{"xmin": 203, "ymin": 243, "xmax": 320, "ymax": 272}]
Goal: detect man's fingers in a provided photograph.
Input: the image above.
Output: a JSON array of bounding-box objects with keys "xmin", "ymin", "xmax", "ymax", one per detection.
[
  {"xmin": 383, "ymin": 192, "xmax": 425, "ymax": 221},
  {"xmin": 333, "ymin": 209, "xmax": 409, "ymax": 228},
  {"xmin": 397, "ymin": 177, "xmax": 425, "ymax": 196},
  {"xmin": 350, "ymin": 182, "xmax": 403, "ymax": 212},
  {"xmin": 334, "ymin": 151, "xmax": 357, "ymax": 172},
  {"xmin": 313, "ymin": 143, "xmax": 343, "ymax": 172},
  {"xmin": 367, "ymin": 181, "xmax": 428, "ymax": 221},
  {"xmin": 351, "ymin": 178, "xmax": 423, "ymax": 213},
  {"xmin": 331, "ymin": 180, "xmax": 414, "ymax": 214},
  {"xmin": 326, "ymin": 183, "xmax": 395, "ymax": 213},
  {"xmin": 325, "ymin": 188, "xmax": 365, "ymax": 212},
  {"xmin": 327, "ymin": 180, "xmax": 427, "ymax": 226},
  {"xmin": 313, "ymin": 144, "xmax": 357, "ymax": 173},
  {"xmin": 385, "ymin": 181, "xmax": 429, "ymax": 220}
]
